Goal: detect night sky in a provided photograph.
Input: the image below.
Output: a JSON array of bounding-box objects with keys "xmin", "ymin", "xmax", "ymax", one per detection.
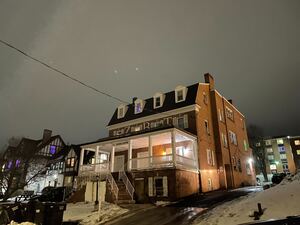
[{"xmin": 0, "ymin": 0, "xmax": 300, "ymax": 149}]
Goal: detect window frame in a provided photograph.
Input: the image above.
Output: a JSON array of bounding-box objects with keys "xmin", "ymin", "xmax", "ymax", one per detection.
[{"xmin": 175, "ymin": 86, "xmax": 187, "ymax": 103}]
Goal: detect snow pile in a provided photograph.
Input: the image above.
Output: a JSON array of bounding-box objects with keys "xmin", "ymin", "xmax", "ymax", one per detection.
[
  {"xmin": 8, "ymin": 221, "xmax": 35, "ymax": 225},
  {"xmin": 63, "ymin": 202, "xmax": 128, "ymax": 225},
  {"xmin": 194, "ymin": 173, "xmax": 300, "ymax": 225}
]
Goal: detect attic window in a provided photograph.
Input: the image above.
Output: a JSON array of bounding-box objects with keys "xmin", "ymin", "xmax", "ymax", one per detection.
[
  {"xmin": 153, "ymin": 93, "xmax": 164, "ymax": 109},
  {"xmin": 117, "ymin": 105, "xmax": 127, "ymax": 119},
  {"xmin": 175, "ymin": 86, "xmax": 187, "ymax": 103},
  {"xmin": 135, "ymin": 99, "xmax": 144, "ymax": 114}
]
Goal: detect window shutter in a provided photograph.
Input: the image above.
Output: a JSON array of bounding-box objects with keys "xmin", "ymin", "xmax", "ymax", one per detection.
[
  {"xmin": 183, "ymin": 114, "xmax": 188, "ymax": 128},
  {"xmin": 148, "ymin": 177, "xmax": 154, "ymax": 197},
  {"xmin": 163, "ymin": 176, "xmax": 168, "ymax": 197}
]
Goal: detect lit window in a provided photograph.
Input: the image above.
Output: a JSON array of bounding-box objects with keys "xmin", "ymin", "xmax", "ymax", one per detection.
[
  {"xmin": 295, "ymin": 140, "xmax": 300, "ymax": 146},
  {"xmin": 50, "ymin": 145, "xmax": 56, "ymax": 155},
  {"xmin": 280, "ymin": 154, "xmax": 287, "ymax": 160},
  {"xmin": 270, "ymin": 164, "xmax": 277, "ymax": 170},
  {"xmin": 218, "ymin": 109, "xmax": 224, "ymax": 122},
  {"xmin": 266, "ymin": 148, "xmax": 273, "ymax": 153},
  {"xmin": 229, "ymin": 131, "xmax": 237, "ymax": 145},
  {"xmin": 134, "ymin": 99, "xmax": 144, "ymax": 114},
  {"xmin": 244, "ymin": 140, "xmax": 248, "ymax": 151},
  {"xmin": 278, "ymin": 146, "xmax": 285, "ymax": 153},
  {"xmin": 207, "ymin": 149, "xmax": 213, "ymax": 165},
  {"xmin": 70, "ymin": 158, "xmax": 75, "ymax": 167},
  {"xmin": 222, "ymin": 133, "xmax": 228, "ymax": 148},
  {"xmin": 297, "ymin": 150, "xmax": 300, "ymax": 155},
  {"xmin": 277, "ymin": 139, "xmax": 284, "ymax": 145},
  {"xmin": 117, "ymin": 105, "xmax": 127, "ymax": 119},
  {"xmin": 15, "ymin": 160, "xmax": 21, "ymax": 167},
  {"xmin": 175, "ymin": 86, "xmax": 187, "ymax": 103},
  {"xmin": 268, "ymin": 155, "xmax": 274, "ymax": 160},
  {"xmin": 204, "ymin": 120, "xmax": 210, "ymax": 135}
]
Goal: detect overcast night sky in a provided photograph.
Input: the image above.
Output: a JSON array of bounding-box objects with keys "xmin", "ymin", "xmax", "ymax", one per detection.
[{"xmin": 0, "ymin": 0, "xmax": 300, "ymax": 149}]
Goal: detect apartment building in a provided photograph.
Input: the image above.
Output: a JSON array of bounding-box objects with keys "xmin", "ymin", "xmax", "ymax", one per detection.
[{"xmin": 79, "ymin": 73, "xmax": 255, "ymax": 203}]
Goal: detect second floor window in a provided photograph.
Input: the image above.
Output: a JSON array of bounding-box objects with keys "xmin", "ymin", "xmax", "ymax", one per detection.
[
  {"xmin": 204, "ymin": 120, "xmax": 210, "ymax": 135},
  {"xmin": 229, "ymin": 131, "xmax": 238, "ymax": 145}
]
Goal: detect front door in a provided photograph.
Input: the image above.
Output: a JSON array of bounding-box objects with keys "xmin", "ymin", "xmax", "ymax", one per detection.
[
  {"xmin": 114, "ymin": 155, "xmax": 125, "ymax": 172},
  {"xmin": 135, "ymin": 178, "xmax": 146, "ymax": 203},
  {"xmin": 225, "ymin": 164, "xmax": 234, "ymax": 189}
]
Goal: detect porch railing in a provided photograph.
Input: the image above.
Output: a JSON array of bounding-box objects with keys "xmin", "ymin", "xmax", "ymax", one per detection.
[
  {"xmin": 79, "ymin": 162, "xmax": 110, "ymax": 175},
  {"xmin": 106, "ymin": 173, "xmax": 119, "ymax": 200},
  {"xmin": 118, "ymin": 170, "xmax": 135, "ymax": 200}
]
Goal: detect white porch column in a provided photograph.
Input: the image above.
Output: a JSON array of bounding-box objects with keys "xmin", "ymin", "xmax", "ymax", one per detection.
[
  {"xmin": 148, "ymin": 136, "xmax": 152, "ymax": 168},
  {"xmin": 80, "ymin": 148, "xmax": 85, "ymax": 166},
  {"xmin": 128, "ymin": 140, "xmax": 132, "ymax": 171},
  {"xmin": 95, "ymin": 146, "xmax": 100, "ymax": 164},
  {"xmin": 171, "ymin": 131, "xmax": 176, "ymax": 167},
  {"xmin": 111, "ymin": 145, "xmax": 115, "ymax": 172}
]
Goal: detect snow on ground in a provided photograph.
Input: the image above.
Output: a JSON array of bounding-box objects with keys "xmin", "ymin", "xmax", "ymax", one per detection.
[
  {"xmin": 194, "ymin": 173, "xmax": 300, "ymax": 225},
  {"xmin": 63, "ymin": 202, "xmax": 129, "ymax": 225},
  {"xmin": 8, "ymin": 222, "xmax": 35, "ymax": 225}
]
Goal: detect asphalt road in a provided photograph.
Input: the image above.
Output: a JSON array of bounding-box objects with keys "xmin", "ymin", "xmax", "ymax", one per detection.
[{"xmin": 105, "ymin": 187, "xmax": 262, "ymax": 225}]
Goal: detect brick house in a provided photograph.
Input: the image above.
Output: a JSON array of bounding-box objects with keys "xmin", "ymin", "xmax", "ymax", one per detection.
[{"xmin": 79, "ymin": 73, "xmax": 256, "ymax": 203}]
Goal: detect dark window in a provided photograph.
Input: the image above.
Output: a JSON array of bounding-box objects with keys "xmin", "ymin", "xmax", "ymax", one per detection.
[
  {"xmin": 178, "ymin": 117, "xmax": 185, "ymax": 129},
  {"xmin": 177, "ymin": 90, "xmax": 184, "ymax": 102},
  {"xmin": 155, "ymin": 178, "xmax": 163, "ymax": 196},
  {"xmin": 155, "ymin": 97, "xmax": 161, "ymax": 107}
]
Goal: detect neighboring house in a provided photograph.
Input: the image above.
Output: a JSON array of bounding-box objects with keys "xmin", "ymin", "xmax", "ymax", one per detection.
[
  {"xmin": 257, "ymin": 136, "xmax": 298, "ymax": 178},
  {"xmin": 78, "ymin": 73, "xmax": 255, "ymax": 203},
  {"xmin": 289, "ymin": 136, "xmax": 300, "ymax": 170},
  {"xmin": 2, "ymin": 129, "xmax": 65, "ymax": 195}
]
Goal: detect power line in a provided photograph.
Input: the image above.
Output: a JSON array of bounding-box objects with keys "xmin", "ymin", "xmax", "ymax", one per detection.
[
  {"xmin": 0, "ymin": 38, "xmax": 178, "ymax": 119},
  {"xmin": 0, "ymin": 39, "xmax": 128, "ymax": 105}
]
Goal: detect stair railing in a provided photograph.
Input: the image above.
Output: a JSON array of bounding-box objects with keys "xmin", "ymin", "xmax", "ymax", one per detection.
[
  {"xmin": 106, "ymin": 173, "xmax": 119, "ymax": 201},
  {"xmin": 118, "ymin": 170, "xmax": 135, "ymax": 200}
]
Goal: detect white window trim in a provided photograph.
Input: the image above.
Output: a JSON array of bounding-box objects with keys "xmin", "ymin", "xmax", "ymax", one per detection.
[
  {"xmin": 175, "ymin": 85, "xmax": 187, "ymax": 103},
  {"xmin": 117, "ymin": 105, "xmax": 127, "ymax": 119},
  {"xmin": 153, "ymin": 93, "xmax": 165, "ymax": 109},
  {"xmin": 134, "ymin": 99, "xmax": 145, "ymax": 114}
]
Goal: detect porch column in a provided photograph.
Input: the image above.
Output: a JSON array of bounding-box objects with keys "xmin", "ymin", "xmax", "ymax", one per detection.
[
  {"xmin": 111, "ymin": 145, "xmax": 115, "ymax": 172},
  {"xmin": 171, "ymin": 131, "xmax": 176, "ymax": 167},
  {"xmin": 95, "ymin": 146, "xmax": 100, "ymax": 164},
  {"xmin": 193, "ymin": 139, "xmax": 199, "ymax": 169},
  {"xmin": 128, "ymin": 140, "xmax": 132, "ymax": 171},
  {"xmin": 148, "ymin": 136, "xmax": 152, "ymax": 168},
  {"xmin": 80, "ymin": 148, "xmax": 85, "ymax": 166}
]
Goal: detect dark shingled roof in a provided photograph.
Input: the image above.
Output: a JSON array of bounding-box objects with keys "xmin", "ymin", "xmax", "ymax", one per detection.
[{"xmin": 107, "ymin": 83, "xmax": 199, "ymax": 126}]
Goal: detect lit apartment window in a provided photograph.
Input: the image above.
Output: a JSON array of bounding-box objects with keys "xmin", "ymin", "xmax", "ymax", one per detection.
[
  {"xmin": 153, "ymin": 93, "xmax": 164, "ymax": 109},
  {"xmin": 204, "ymin": 120, "xmax": 210, "ymax": 135},
  {"xmin": 266, "ymin": 148, "xmax": 273, "ymax": 153},
  {"xmin": 207, "ymin": 149, "xmax": 213, "ymax": 165},
  {"xmin": 270, "ymin": 164, "xmax": 277, "ymax": 170},
  {"xmin": 175, "ymin": 86, "xmax": 187, "ymax": 103},
  {"xmin": 134, "ymin": 99, "xmax": 144, "ymax": 114},
  {"xmin": 221, "ymin": 133, "xmax": 228, "ymax": 148},
  {"xmin": 218, "ymin": 109, "xmax": 224, "ymax": 122},
  {"xmin": 229, "ymin": 131, "xmax": 238, "ymax": 145},
  {"xmin": 277, "ymin": 139, "xmax": 284, "ymax": 145},
  {"xmin": 268, "ymin": 155, "xmax": 275, "ymax": 161},
  {"xmin": 297, "ymin": 150, "xmax": 300, "ymax": 155},
  {"xmin": 280, "ymin": 154, "xmax": 287, "ymax": 160},
  {"xmin": 117, "ymin": 105, "xmax": 127, "ymax": 119},
  {"xmin": 243, "ymin": 140, "xmax": 248, "ymax": 151},
  {"xmin": 225, "ymin": 107, "xmax": 234, "ymax": 121},
  {"xmin": 295, "ymin": 140, "xmax": 300, "ymax": 146}
]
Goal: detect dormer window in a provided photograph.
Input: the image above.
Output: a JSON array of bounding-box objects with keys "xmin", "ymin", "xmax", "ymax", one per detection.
[
  {"xmin": 117, "ymin": 105, "xmax": 127, "ymax": 119},
  {"xmin": 175, "ymin": 86, "xmax": 187, "ymax": 103},
  {"xmin": 134, "ymin": 99, "xmax": 145, "ymax": 114},
  {"xmin": 153, "ymin": 93, "xmax": 164, "ymax": 109}
]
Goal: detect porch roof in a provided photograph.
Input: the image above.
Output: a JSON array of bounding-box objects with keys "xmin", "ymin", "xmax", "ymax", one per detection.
[{"xmin": 80, "ymin": 126, "xmax": 197, "ymax": 149}]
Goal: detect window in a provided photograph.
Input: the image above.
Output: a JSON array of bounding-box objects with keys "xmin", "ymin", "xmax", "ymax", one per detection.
[
  {"xmin": 277, "ymin": 139, "xmax": 284, "ymax": 145},
  {"xmin": 278, "ymin": 146, "xmax": 285, "ymax": 153},
  {"xmin": 178, "ymin": 117, "xmax": 185, "ymax": 129},
  {"xmin": 246, "ymin": 162, "xmax": 251, "ymax": 175},
  {"xmin": 266, "ymin": 148, "xmax": 273, "ymax": 153},
  {"xmin": 134, "ymin": 99, "xmax": 144, "ymax": 114},
  {"xmin": 221, "ymin": 133, "xmax": 228, "ymax": 148},
  {"xmin": 282, "ymin": 164, "xmax": 289, "ymax": 171},
  {"xmin": 218, "ymin": 109, "xmax": 224, "ymax": 122},
  {"xmin": 229, "ymin": 131, "xmax": 238, "ymax": 145},
  {"xmin": 50, "ymin": 145, "xmax": 56, "ymax": 155},
  {"xmin": 117, "ymin": 105, "xmax": 127, "ymax": 119},
  {"xmin": 243, "ymin": 140, "xmax": 248, "ymax": 151},
  {"xmin": 153, "ymin": 93, "xmax": 164, "ymax": 109},
  {"xmin": 297, "ymin": 150, "xmax": 300, "ymax": 155},
  {"xmin": 176, "ymin": 115, "xmax": 188, "ymax": 129},
  {"xmin": 154, "ymin": 177, "xmax": 168, "ymax": 197},
  {"xmin": 237, "ymin": 159, "xmax": 242, "ymax": 172},
  {"xmin": 232, "ymin": 156, "xmax": 237, "ymax": 171},
  {"xmin": 175, "ymin": 86, "xmax": 187, "ymax": 103},
  {"xmin": 204, "ymin": 120, "xmax": 210, "ymax": 135},
  {"xmin": 280, "ymin": 154, "xmax": 287, "ymax": 160},
  {"xmin": 203, "ymin": 92, "xmax": 208, "ymax": 104},
  {"xmin": 268, "ymin": 155, "xmax": 274, "ymax": 160},
  {"xmin": 270, "ymin": 164, "xmax": 277, "ymax": 170},
  {"xmin": 256, "ymin": 142, "xmax": 261, "ymax": 147},
  {"xmin": 207, "ymin": 149, "xmax": 213, "ymax": 165},
  {"xmin": 295, "ymin": 140, "xmax": 300, "ymax": 146},
  {"xmin": 265, "ymin": 140, "xmax": 272, "ymax": 146},
  {"xmin": 225, "ymin": 107, "xmax": 234, "ymax": 121}
]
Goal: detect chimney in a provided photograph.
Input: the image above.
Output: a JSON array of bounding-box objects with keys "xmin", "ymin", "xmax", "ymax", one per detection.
[
  {"xmin": 228, "ymin": 99, "xmax": 233, "ymax": 105},
  {"xmin": 132, "ymin": 97, "xmax": 138, "ymax": 104},
  {"xmin": 42, "ymin": 129, "xmax": 52, "ymax": 143},
  {"xmin": 204, "ymin": 73, "xmax": 215, "ymax": 90}
]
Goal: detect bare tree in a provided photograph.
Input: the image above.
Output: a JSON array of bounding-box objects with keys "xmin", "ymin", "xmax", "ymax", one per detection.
[{"xmin": 247, "ymin": 124, "xmax": 268, "ymax": 182}]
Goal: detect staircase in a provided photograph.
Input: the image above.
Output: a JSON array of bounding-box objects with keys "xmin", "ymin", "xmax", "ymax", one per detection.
[{"xmin": 115, "ymin": 180, "xmax": 135, "ymax": 204}]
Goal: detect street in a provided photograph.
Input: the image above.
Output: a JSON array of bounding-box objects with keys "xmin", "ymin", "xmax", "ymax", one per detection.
[{"xmin": 105, "ymin": 187, "xmax": 262, "ymax": 225}]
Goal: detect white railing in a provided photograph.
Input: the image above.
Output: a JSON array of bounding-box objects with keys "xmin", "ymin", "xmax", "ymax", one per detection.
[
  {"xmin": 106, "ymin": 173, "xmax": 119, "ymax": 200},
  {"xmin": 119, "ymin": 170, "xmax": 135, "ymax": 200},
  {"xmin": 175, "ymin": 154, "xmax": 197, "ymax": 168},
  {"xmin": 79, "ymin": 162, "xmax": 110, "ymax": 176},
  {"xmin": 130, "ymin": 154, "xmax": 174, "ymax": 170}
]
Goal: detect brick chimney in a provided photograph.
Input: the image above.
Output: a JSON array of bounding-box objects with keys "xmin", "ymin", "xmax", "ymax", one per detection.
[
  {"xmin": 228, "ymin": 99, "xmax": 233, "ymax": 105},
  {"xmin": 204, "ymin": 73, "xmax": 215, "ymax": 90},
  {"xmin": 42, "ymin": 129, "xmax": 52, "ymax": 143}
]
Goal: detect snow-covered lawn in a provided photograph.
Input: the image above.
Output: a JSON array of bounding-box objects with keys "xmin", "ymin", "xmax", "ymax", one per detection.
[
  {"xmin": 63, "ymin": 202, "xmax": 129, "ymax": 225},
  {"xmin": 194, "ymin": 173, "xmax": 300, "ymax": 225}
]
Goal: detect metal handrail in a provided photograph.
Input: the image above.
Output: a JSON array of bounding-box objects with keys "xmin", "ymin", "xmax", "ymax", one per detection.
[
  {"xmin": 106, "ymin": 173, "xmax": 119, "ymax": 200},
  {"xmin": 118, "ymin": 170, "xmax": 135, "ymax": 200}
]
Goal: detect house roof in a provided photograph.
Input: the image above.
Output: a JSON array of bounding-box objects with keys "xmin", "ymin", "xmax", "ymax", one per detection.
[{"xmin": 107, "ymin": 83, "xmax": 199, "ymax": 126}]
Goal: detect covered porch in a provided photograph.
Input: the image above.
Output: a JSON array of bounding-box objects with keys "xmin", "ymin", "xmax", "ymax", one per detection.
[{"xmin": 79, "ymin": 128, "xmax": 199, "ymax": 176}]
